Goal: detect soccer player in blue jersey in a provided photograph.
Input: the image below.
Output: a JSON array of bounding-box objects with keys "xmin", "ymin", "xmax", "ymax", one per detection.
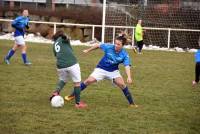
[
  {"xmin": 4, "ymin": 9, "xmax": 31, "ymax": 65},
  {"xmin": 66, "ymin": 36, "xmax": 138, "ymax": 107}
]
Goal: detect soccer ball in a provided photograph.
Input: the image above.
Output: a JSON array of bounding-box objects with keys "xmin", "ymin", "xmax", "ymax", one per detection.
[{"xmin": 51, "ymin": 96, "xmax": 64, "ymax": 108}]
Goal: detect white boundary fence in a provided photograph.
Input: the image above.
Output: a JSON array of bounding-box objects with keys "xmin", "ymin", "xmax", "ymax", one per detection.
[{"xmin": 0, "ymin": 18, "xmax": 200, "ymax": 48}]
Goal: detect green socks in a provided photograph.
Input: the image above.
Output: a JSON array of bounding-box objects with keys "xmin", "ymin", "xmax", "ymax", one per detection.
[
  {"xmin": 74, "ymin": 86, "xmax": 81, "ymax": 104},
  {"xmin": 56, "ymin": 80, "xmax": 65, "ymax": 92}
]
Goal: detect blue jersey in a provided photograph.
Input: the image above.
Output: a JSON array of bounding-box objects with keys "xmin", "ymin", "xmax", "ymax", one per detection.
[
  {"xmin": 96, "ymin": 43, "xmax": 131, "ymax": 72},
  {"xmin": 195, "ymin": 49, "xmax": 200, "ymax": 63},
  {"xmin": 12, "ymin": 16, "xmax": 29, "ymax": 37}
]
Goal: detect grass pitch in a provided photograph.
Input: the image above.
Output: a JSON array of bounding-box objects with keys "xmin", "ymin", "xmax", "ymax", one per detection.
[{"xmin": 0, "ymin": 40, "xmax": 200, "ymax": 134}]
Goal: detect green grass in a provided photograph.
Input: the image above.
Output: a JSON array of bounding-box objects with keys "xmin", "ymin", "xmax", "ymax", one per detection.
[{"xmin": 0, "ymin": 40, "xmax": 200, "ymax": 134}]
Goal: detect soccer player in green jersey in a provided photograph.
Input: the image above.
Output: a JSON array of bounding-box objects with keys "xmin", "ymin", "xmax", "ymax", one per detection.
[{"xmin": 50, "ymin": 30, "xmax": 87, "ymax": 109}]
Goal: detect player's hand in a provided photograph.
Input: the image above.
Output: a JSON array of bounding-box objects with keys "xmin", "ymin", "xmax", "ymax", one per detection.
[
  {"xmin": 83, "ymin": 49, "xmax": 89, "ymax": 53},
  {"xmin": 26, "ymin": 25, "xmax": 30, "ymax": 30},
  {"xmin": 127, "ymin": 77, "xmax": 132, "ymax": 84}
]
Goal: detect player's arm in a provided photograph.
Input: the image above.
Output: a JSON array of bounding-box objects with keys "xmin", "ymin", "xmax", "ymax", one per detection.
[
  {"xmin": 25, "ymin": 17, "xmax": 30, "ymax": 29},
  {"xmin": 11, "ymin": 17, "xmax": 24, "ymax": 31},
  {"xmin": 26, "ymin": 23, "xmax": 29, "ymax": 29},
  {"xmin": 125, "ymin": 66, "xmax": 132, "ymax": 84},
  {"xmin": 83, "ymin": 43, "xmax": 100, "ymax": 53},
  {"xmin": 123, "ymin": 53, "xmax": 132, "ymax": 84}
]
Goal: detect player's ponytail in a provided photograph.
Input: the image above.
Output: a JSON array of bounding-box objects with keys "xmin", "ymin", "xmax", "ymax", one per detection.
[
  {"xmin": 52, "ymin": 30, "xmax": 69, "ymax": 43},
  {"xmin": 116, "ymin": 35, "xmax": 127, "ymax": 46}
]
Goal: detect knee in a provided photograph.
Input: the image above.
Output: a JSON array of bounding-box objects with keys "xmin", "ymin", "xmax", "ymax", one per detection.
[
  {"xmin": 84, "ymin": 77, "xmax": 96, "ymax": 85},
  {"xmin": 116, "ymin": 82, "xmax": 126, "ymax": 89},
  {"xmin": 74, "ymin": 82, "xmax": 80, "ymax": 87}
]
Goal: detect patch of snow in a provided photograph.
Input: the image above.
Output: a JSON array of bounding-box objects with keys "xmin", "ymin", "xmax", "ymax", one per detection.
[{"xmin": 0, "ymin": 33, "xmax": 197, "ymax": 53}]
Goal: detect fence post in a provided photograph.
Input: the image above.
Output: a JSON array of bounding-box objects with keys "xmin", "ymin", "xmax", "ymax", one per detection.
[
  {"xmin": 112, "ymin": 27, "xmax": 115, "ymax": 44},
  {"xmin": 53, "ymin": 23, "xmax": 56, "ymax": 34},
  {"xmin": 92, "ymin": 26, "xmax": 95, "ymax": 40},
  {"xmin": 132, "ymin": 28, "xmax": 135, "ymax": 47},
  {"xmin": 167, "ymin": 28, "xmax": 171, "ymax": 49}
]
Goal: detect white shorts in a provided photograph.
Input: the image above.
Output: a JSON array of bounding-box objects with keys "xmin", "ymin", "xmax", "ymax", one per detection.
[
  {"xmin": 15, "ymin": 36, "xmax": 25, "ymax": 45},
  {"xmin": 90, "ymin": 68, "xmax": 122, "ymax": 81},
  {"xmin": 57, "ymin": 63, "xmax": 81, "ymax": 83}
]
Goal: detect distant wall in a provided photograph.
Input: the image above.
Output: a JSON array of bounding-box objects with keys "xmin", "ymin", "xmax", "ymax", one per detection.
[{"xmin": 0, "ymin": 4, "xmax": 102, "ymax": 41}]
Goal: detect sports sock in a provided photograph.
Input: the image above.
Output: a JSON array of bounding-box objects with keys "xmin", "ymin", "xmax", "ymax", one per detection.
[
  {"xmin": 74, "ymin": 86, "xmax": 81, "ymax": 104},
  {"xmin": 6, "ymin": 49, "xmax": 15, "ymax": 60},
  {"xmin": 55, "ymin": 80, "xmax": 66, "ymax": 93},
  {"xmin": 122, "ymin": 86, "xmax": 134, "ymax": 104},
  {"xmin": 21, "ymin": 53, "xmax": 27, "ymax": 63},
  {"xmin": 70, "ymin": 82, "xmax": 87, "ymax": 96},
  {"xmin": 80, "ymin": 82, "xmax": 87, "ymax": 91}
]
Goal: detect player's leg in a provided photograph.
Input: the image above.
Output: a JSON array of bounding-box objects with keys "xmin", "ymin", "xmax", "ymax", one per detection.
[
  {"xmin": 198, "ymin": 62, "xmax": 200, "ymax": 83},
  {"xmin": 50, "ymin": 68, "xmax": 67, "ymax": 100},
  {"xmin": 113, "ymin": 76, "xmax": 137, "ymax": 107},
  {"xmin": 74, "ymin": 81, "xmax": 87, "ymax": 108},
  {"xmin": 193, "ymin": 62, "xmax": 200, "ymax": 86},
  {"xmin": 4, "ymin": 44, "xmax": 19, "ymax": 64},
  {"xmin": 21, "ymin": 45, "xmax": 28, "ymax": 64},
  {"xmin": 20, "ymin": 43, "xmax": 31, "ymax": 65},
  {"xmin": 65, "ymin": 76, "xmax": 97, "ymax": 101},
  {"xmin": 67, "ymin": 64, "xmax": 87, "ymax": 108},
  {"xmin": 65, "ymin": 68, "xmax": 104, "ymax": 101},
  {"xmin": 137, "ymin": 40, "xmax": 143, "ymax": 54},
  {"xmin": 195, "ymin": 62, "xmax": 200, "ymax": 83}
]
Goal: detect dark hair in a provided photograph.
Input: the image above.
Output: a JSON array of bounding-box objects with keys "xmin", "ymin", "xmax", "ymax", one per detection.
[
  {"xmin": 115, "ymin": 35, "xmax": 127, "ymax": 46},
  {"xmin": 52, "ymin": 30, "xmax": 69, "ymax": 42}
]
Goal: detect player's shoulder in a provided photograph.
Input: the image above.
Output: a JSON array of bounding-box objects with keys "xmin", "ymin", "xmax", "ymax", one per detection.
[
  {"xmin": 121, "ymin": 48, "xmax": 129, "ymax": 56},
  {"xmin": 15, "ymin": 16, "xmax": 23, "ymax": 20},
  {"xmin": 100, "ymin": 43, "xmax": 114, "ymax": 48},
  {"xmin": 100, "ymin": 43, "xmax": 113, "ymax": 46},
  {"xmin": 121, "ymin": 48, "xmax": 128, "ymax": 53}
]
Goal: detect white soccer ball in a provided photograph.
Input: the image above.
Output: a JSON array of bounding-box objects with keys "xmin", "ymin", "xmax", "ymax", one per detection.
[{"xmin": 51, "ymin": 96, "xmax": 64, "ymax": 108}]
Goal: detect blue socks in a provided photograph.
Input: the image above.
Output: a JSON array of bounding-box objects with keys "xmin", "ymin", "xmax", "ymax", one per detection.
[
  {"xmin": 122, "ymin": 86, "xmax": 134, "ymax": 104},
  {"xmin": 5, "ymin": 50, "xmax": 29, "ymax": 64},
  {"xmin": 22, "ymin": 53, "xmax": 27, "ymax": 63},
  {"xmin": 80, "ymin": 82, "xmax": 87, "ymax": 91},
  {"xmin": 6, "ymin": 49, "xmax": 15, "ymax": 60}
]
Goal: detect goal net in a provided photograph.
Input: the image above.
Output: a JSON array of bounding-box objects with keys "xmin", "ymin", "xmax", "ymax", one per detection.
[{"xmin": 104, "ymin": 0, "xmax": 200, "ymax": 49}]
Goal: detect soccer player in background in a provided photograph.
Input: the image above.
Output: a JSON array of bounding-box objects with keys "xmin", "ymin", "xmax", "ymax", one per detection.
[
  {"xmin": 50, "ymin": 30, "xmax": 87, "ymax": 109},
  {"xmin": 4, "ymin": 9, "xmax": 31, "ymax": 65},
  {"xmin": 135, "ymin": 19, "xmax": 144, "ymax": 54},
  {"xmin": 65, "ymin": 36, "xmax": 138, "ymax": 107},
  {"xmin": 192, "ymin": 37, "xmax": 200, "ymax": 86}
]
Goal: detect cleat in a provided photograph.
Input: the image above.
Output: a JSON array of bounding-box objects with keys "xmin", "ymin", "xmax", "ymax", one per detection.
[
  {"xmin": 49, "ymin": 91, "xmax": 59, "ymax": 101},
  {"xmin": 24, "ymin": 62, "xmax": 32, "ymax": 66},
  {"xmin": 75, "ymin": 101, "xmax": 87, "ymax": 109},
  {"xmin": 64, "ymin": 95, "xmax": 75, "ymax": 101},
  {"xmin": 129, "ymin": 104, "xmax": 138, "ymax": 108},
  {"xmin": 4, "ymin": 58, "xmax": 10, "ymax": 64},
  {"xmin": 133, "ymin": 47, "xmax": 137, "ymax": 53},
  {"xmin": 192, "ymin": 80, "xmax": 197, "ymax": 86}
]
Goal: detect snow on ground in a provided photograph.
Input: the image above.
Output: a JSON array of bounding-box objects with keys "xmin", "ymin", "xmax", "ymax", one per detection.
[{"xmin": 0, "ymin": 33, "xmax": 197, "ymax": 53}]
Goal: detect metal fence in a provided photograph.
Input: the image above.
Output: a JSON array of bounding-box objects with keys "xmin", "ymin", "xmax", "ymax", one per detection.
[{"xmin": 0, "ymin": 18, "xmax": 200, "ymax": 49}]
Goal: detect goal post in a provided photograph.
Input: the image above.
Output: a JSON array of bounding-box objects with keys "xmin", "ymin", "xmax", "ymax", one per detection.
[{"xmin": 101, "ymin": 0, "xmax": 200, "ymax": 49}]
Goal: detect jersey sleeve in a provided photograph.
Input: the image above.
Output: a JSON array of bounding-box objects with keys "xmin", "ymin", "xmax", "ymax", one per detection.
[
  {"xmin": 12, "ymin": 16, "xmax": 25, "ymax": 30},
  {"xmin": 99, "ymin": 43, "xmax": 108, "ymax": 52},
  {"xmin": 100, "ymin": 43, "xmax": 113, "ymax": 52},
  {"xmin": 123, "ymin": 52, "xmax": 131, "ymax": 66}
]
